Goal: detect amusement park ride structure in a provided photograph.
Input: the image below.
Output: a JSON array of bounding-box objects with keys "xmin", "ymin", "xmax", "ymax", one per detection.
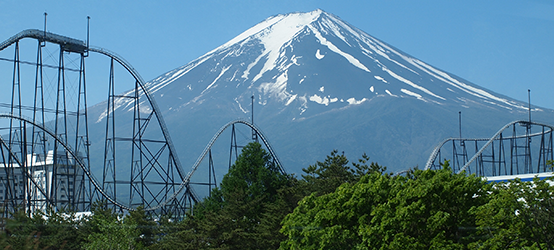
[
  {"xmin": 0, "ymin": 19, "xmax": 285, "ymax": 218},
  {"xmin": 0, "ymin": 20, "xmax": 550, "ymax": 218},
  {"xmin": 425, "ymin": 116, "xmax": 554, "ymax": 179}
]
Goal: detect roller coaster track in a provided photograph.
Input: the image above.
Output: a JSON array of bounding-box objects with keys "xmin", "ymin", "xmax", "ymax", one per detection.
[
  {"xmin": 150, "ymin": 119, "xmax": 286, "ymax": 211},
  {"xmin": 0, "ymin": 28, "xmax": 286, "ymax": 215},
  {"xmin": 87, "ymin": 46, "xmax": 186, "ymax": 180},
  {"xmin": 424, "ymin": 120, "xmax": 554, "ymax": 176},
  {"xmin": 0, "ymin": 29, "xmax": 86, "ymax": 53}
]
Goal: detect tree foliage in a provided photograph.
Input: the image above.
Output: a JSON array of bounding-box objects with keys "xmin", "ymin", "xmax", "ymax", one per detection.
[
  {"xmin": 1, "ymin": 150, "xmax": 552, "ymax": 249},
  {"xmin": 1, "ymin": 208, "xmax": 84, "ymax": 250},
  {"xmin": 300, "ymin": 150, "xmax": 385, "ymax": 196},
  {"xmin": 280, "ymin": 162, "xmax": 492, "ymax": 249},
  {"xmin": 81, "ymin": 202, "xmax": 151, "ymax": 250},
  {"xmin": 154, "ymin": 141, "xmax": 294, "ymax": 249},
  {"xmin": 471, "ymin": 177, "xmax": 554, "ymax": 249}
]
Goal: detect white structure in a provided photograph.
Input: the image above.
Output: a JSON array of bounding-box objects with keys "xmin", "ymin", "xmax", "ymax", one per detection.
[{"xmin": 486, "ymin": 172, "xmax": 554, "ymax": 183}]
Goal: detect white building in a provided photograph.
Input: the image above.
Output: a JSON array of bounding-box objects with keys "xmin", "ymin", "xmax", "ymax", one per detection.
[{"xmin": 0, "ymin": 150, "xmax": 86, "ymax": 213}]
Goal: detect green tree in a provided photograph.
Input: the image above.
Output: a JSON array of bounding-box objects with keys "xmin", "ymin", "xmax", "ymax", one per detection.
[
  {"xmin": 196, "ymin": 142, "xmax": 288, "ymax": 216},
  {"xmin": 365, "ymin": 162, "xmax": 490, "ymax": 249},
  {"xmin": 280, "ymin": 162, "xmax": 490, "ymax": 249},
  {"xmin": 82, "ymin": 201, "xmax": 144, "ymax": 250},
  {"xmin": 126, "ymin": 206, "xmax": 157, "ymax": 247},
  {"xmin": 254, "ymin": 177, "xmax": 305, "ymax": 248},
  {"xmin": 471, "ymin": 177, "xmax": 554, "ymax": 249},
  {"xmin": 300, "ymin": 150, "xmax": 385, "ymax": 197},
  {"xmin": 154, "ymin": 142, "xmax": 292, "ymax": 249},
  {"xmin": 2, "ymin": 209, "xmax": 45, "ymax": 249},
  {"xmin": 1, "ymin": 208, "xmax": 83, "ymax": 250}
]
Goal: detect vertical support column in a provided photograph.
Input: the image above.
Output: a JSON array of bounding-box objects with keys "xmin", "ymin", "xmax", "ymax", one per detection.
[
  {"xmin": 550, "ymin": 130, "xmax": 553, "ymax": 171},
  {"xmin": 510, "ymin": 125, "xmax": 517, "ymax": 175},
  {"xmin": 229, "ymin": 124, "xmax": 239, "ymax": 169},
  {"xmin": 451, "ymin": 140, "xmax": 459, "ymax": 172},
  {"xmin": 103, "ymin": 58, "xmax": 117, "ymax": 207},
  {"xmin": 1, "ymin": 144, "xmax": 16, "ymax": 215},
  {"xmin": 537, "ymin": 125, "xmax": 553, "ymax": 173},
  {"xmin": 526, "ymin": 90, "xmax": 532, "ymax": 173},
  {"xmin": 251, "ymin": 95, "xmax": 257, "ymax": 142},
  {"xmin": 166, "ymin": 150, "xmax": 176, "ymax": 211},
  {"xmin": 21, "ymin": 122, "xmax": 29, "ymax": 212},
  {"xmin": 52, "ymin": 45, "xmax": 67, "ymax": 209},
  {"xmin": 129, "ymin": 79, "xmax": 144, "ymax": 207},
  {"xmin": 498, "ymin": 133, "xmax": 506, "ymax": 175},
  {"xmin": 474, "ymin": 141, "xmax": 480, "ymax": 176},
  {"xmin": 8, "ymin": 41, "xmax": 24, "ymax": 211},
  {"xmin": 525, "ymin": 124, "xmax": 532, "ymax": 174},
  {"xmin": 31, "ymin": 39, "xmax": 48, "ymax": 213},
  {"xmin": 72, "ymin": 53, "xmax": 91, "ymax": 211},
  {"xmin": 208, "ymin": 149, "xmax": 216, "ymax": 197}
]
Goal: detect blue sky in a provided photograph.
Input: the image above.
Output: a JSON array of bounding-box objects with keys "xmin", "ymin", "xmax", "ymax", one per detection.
[{"xmin": 1, "ymin": 0, "xmax": 554, "ymax": 109}]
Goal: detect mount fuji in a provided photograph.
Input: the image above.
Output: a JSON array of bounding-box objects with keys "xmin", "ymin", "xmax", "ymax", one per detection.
[{"xmin": 90, "ymin": 9, "xmax": 554, "ymax": 173}]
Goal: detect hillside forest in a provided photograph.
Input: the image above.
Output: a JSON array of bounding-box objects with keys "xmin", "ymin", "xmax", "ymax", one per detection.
[{"xmin": 0, "ymin": 142, "xmax": 553, "ymax": 249}]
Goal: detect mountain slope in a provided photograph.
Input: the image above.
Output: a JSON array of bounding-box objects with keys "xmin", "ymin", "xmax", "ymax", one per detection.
[{"xmin": 89, "ymin": 9, "xmax": 554, "ymax": 173}]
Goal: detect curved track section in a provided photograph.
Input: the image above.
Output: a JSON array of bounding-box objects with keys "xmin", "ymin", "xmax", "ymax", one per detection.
[
  {"xmin": 0, "ymin": 114, "xmax": 130, "ymax": 213},
  {"xmin": 150, "ymin": 119, "xmax": 286, "ymax": 212},
  {"xmin": 425, "ymin": 120, "xmax": 554, "ymax": 177},
  {"xmin": 87, "ymin": 46, "xmax": 185, "ymax": 179}
]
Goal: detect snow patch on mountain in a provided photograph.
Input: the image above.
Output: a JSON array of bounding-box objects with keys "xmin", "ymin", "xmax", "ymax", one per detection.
[
  {"xmin": 365, "ymin": 36, "xmax": 527, "ymax": 110},
  {"xmin": 374, "ymin": 75, "xmax": 387, "ymax": 83},
  {"xmin": 95, "ymin": 90, "xmax": 152, "ymax": 123},
  {"xmin": 347, "ymin": 97, "xmax": 367, "ymax": 105},
  {"xmin": 401, "ymin": 89, "xmax": 423, "ymax": 100},
  {"xmin": 235, "ymin": 98, "xmax": 248, "ymax": 113},
  {"xmin": 309, "ymin": 94, "xmax": 330, "ymax": 105},
  {"xmin": 308, "ymin": 93, "xmax": 342, "ymax": 106},
  {"xmin": 413, "ymin": 59, "xmax": 527, "ymax": 109},
  {"xmin": 285, "ymin": 94, "xmax": 297, "ymax": 106},
  {"xmin": 315, "ymin": 49, "xmax": 325, "ymax": 59},
  {"xmin": 385, "ymin": 90, "xmax": 397, "ymax": 97},
  {"xmin": 203, "ymin": 12, "xmax": 288, "ymax": 56}
]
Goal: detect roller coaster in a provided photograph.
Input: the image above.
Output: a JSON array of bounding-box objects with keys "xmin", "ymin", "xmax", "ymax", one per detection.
[
  {"xmin": 425, "ymin": 120, "xmax": 554, "ymax": 178},
  {"xmin": 1, "ymin": 27, "xmax": 552, "ymax": 219},
  {"xmin": 0, "ymin": 28, "xmax": 285, "ymax": 218}
]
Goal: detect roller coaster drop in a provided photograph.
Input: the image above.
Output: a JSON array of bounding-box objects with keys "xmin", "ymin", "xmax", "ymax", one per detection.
[{"xmin": 0, "ymin": 29, "xmax": 285, "ymax": 218}]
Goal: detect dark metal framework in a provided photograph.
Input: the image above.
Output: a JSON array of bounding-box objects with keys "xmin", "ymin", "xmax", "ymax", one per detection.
[
  {"xmin": 0, "ymin": 29, "xmax": 189, "ymax": 215},
  {"xmin": 0, "ymin": 29, "xmax": 286, "ymax": 218},
  {"xmin": 425, "ymin": 120, "xmax": 554, "ymax": 176},
  {"xmin": 0, "ymin": 30, "xmax": 92, "ymax": 215}
]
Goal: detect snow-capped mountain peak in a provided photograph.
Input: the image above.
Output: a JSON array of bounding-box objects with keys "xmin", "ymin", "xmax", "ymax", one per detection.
[
  {"xmin": 88, "ymin": 9, "xmax": 554, "ymax": 174},
  {"xmin": 207, "ymin": 9, "xmax": 324, "ymax": 57},
  {"xmin": 142, "ymin": 9, "xmax": 531, "ymax": 120}
]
